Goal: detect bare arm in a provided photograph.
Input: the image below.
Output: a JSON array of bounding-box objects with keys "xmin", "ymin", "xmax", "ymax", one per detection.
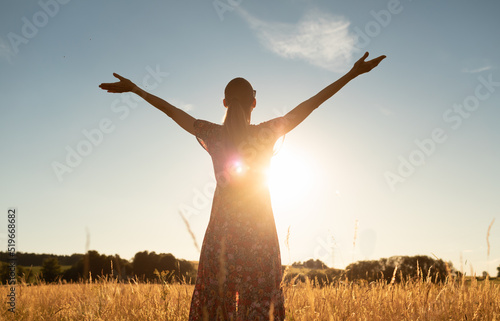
[
  {"xmin": 282, "ymin": 52, "xmax": 386, "ymax": 133},
  {"xmin": 99, "ymin": 73, "xmax": 196, "ymax": 135}
]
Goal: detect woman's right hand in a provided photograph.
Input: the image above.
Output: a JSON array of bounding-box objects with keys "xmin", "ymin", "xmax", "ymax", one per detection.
[
  {"xmin": 99, "ymin": 73, "xmax": 137, "ymax": 93},
  {"xmin": 349, "ymin": 52, "xmax": 386, "ymax": 77}
]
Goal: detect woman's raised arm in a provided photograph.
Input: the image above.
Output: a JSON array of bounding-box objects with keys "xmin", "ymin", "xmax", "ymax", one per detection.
[
  {"xmin": 281, "ymin": 52, "xmax": 386, "ymax": 134},
  {"xmin": 99, "ymin": 73, "xmax": 196, "ymax": 135}
]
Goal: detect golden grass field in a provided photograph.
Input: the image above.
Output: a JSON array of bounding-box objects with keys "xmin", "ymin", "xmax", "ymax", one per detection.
[{"xmin": 1, "ymin": 275, "xmax": 499, "ymax": 320}]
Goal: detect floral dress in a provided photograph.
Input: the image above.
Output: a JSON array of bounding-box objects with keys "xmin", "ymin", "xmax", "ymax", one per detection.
[{"xmin": 188, "ymin": 117, "xmax": 287, "ymax": 321}]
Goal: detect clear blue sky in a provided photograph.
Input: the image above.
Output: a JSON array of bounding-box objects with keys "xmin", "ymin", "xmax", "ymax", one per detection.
[{"xmin": 1, "ymin": 0, "xmax": 499, "ymax": 276}]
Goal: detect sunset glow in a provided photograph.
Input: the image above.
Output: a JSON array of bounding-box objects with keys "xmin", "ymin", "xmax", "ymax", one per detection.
[{"xmin": 1, "ymin": 0, "xmax": 498, "ymax": 277}]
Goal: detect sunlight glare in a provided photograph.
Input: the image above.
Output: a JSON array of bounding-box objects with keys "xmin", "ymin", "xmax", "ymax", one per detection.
[{"xmin": 268, "ymin": 148, "xmax": 316, "ymax": 217}]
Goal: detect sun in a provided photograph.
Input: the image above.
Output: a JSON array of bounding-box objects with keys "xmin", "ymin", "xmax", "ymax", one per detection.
[{"xmin": 267, "ymin": 145, "xmax": 316, "ymax": 216}]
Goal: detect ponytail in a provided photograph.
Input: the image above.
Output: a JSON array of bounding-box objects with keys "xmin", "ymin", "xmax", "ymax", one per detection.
[
  {"xmin": 223, "ymin": 98, "xmax": 251, "ymax": 147},
  {"xmin": 223, "ymin": 78, "xmax": 255, "ymax": 148}
]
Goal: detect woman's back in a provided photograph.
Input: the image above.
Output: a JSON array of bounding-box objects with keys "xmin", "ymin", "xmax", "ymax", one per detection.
[{"xmin": 194, "ymin": 118, "xmax": 285, "ymax": 191}]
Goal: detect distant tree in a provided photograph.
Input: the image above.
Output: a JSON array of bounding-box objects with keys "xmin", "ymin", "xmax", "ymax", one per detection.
[
  {"xmin": 291, "ymin": 260, "xmax": 328, "ymax": 269},
  {"xmin": 306, "ymin": 269, "xmax": 327, "ymax": 286},
  {"xmin": 497, "ymin": 265, "xmax": 500, "ymax": 278},
  {"xmin": 57, "ymin": 253, "xmax": 84, "ymax": 266},
  {"xmin": 346, "ymin": 260, "xmax": 384, "ymax": 282},
  {"xmin": 16, "ymin": 266, "xmax": 27, "ymax": 282},
  {"xmin": 0, "ymin": 262, "xmax": 12, "ymax": 284},
  {"xmin": 303, "ymin": 259, "xmax": 327, "ymax": 270},
  {"xmin": 133, "ymin": 251, "xmax": 157, "ymax": 280},
  {"xmin": 63, "ymin": 261, "xmax": 83, "ymax": 281},
  {"xmin": 0, "ymin": 251, "xmax": 83, "ymax": 267},
  {"xmin": 110, "ymin": 254, "xmax": 133, "ymax": 280},
  {"xmin": 0, "ymin": 262, "xmax": 29, "ymax": 284},
  {"xmin": 325, "ymin": 267, "xmax": 343, "ymax": 282},
  {"xmin": 158, "ymin": 253, "xmax": 177, "ymax": 274},
  {"xmin": 306, "ymin": 268, "xmax": 343, "ymax": 287},
  {"xmin": 132, "ymin": 251, "xmax": 195, "ymax": 283},
  {"xmin": 346, "ymin": 255, "xmax": 453, "ymax": 284},
  {"xmin": 41, "ymin": 257, "xmax": 62, "ymax": 282},
  {"xmin": 63, "ymin": 251, "xmax": 132, "ymax": 282},
  {"xmin": 86, "ymin": 250, "xmax": 109, "ymax": 277}
]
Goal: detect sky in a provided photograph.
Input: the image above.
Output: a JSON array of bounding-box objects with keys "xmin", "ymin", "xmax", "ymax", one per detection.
[{"xmin": 1, "ymin": 0, "xmax": 499, "ymax": 276}]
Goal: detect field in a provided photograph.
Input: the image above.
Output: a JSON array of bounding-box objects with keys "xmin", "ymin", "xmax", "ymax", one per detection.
[{"xmin": 1, "ymin": 276, "xmax": 499, "ymax": 320}]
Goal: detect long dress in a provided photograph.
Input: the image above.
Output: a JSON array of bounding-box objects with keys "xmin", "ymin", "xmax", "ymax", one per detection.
[{"xmin": 188, "ymin": 117, "xmax": 287, "ymax": 321}]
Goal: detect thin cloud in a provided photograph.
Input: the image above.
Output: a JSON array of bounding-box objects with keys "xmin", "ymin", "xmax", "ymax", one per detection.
[
  {"xmin": 461, "ymin": 65, "xmax": 493, "ymax": 74},
  {"xmin": 237, "ymin": 8, "xmax": 357, "ymax": 73}
]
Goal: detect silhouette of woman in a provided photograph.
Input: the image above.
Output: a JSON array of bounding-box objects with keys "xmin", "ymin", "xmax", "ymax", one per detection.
[{"xmin": 99, "ymin": 52, "xmax": 385, "ymax": 320}]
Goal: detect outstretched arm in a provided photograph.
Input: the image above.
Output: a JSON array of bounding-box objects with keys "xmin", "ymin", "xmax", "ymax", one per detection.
[
  {"xmin": 99, "ymin": 73, "xmax": 196, "ymax": 135},
  {"xmin": 281, "ymin": 52, "xmax": 386, "ymax": 134}
]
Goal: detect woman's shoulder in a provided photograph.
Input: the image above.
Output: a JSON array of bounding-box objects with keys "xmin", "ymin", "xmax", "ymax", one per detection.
[
  {"xmin": 193, "ymin": 120, "xmax": 223, "ymax": 152},
  {"xmin": 194, "ymin": 119, "xmax": 221, "ymax": 128},
  {"xmin": 253, "ymin": 116, "xmax": 287, "ymax": 135},
  {"xmin": 194, "ymin": 119, "xmax": 223, "ymax": 133},
  {"xmin": 194, "ymin": 119, "xmax": 223, "ymax": 143}
]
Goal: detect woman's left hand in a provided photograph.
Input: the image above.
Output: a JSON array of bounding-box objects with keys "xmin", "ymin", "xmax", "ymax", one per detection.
[{"xmin": 99, "ymin": 73, "xmax": 137, "ymax": 93}]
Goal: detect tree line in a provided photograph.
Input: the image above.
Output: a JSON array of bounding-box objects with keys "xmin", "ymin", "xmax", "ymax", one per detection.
[
  {"xmin": 2, "ymin": 252, "xmax": 498, "ymax": 285},
  {"xmin": 345, "ymin": 255, "xmax": 454, "ymax": 283},
  {"xmin": 0, "ymin": 251, "xmax": 83, "ymax": 266},
  {"xmin": 0, "ymin": 250, "xmax": 196, "ymax": 284},
  {"xmin": 284, "ymin": 256, "xmax": 499, "ymax": 286}
]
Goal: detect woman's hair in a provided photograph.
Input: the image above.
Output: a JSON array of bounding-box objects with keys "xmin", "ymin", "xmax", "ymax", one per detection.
[{"xmin": 223, "ymin": 77, "xmax": 255, "ymax": 147}]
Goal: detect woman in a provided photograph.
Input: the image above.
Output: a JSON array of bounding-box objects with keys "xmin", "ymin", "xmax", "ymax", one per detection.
[{"xmin": 99, "ymin": 52, "xmax": 385, "ymax": 320}]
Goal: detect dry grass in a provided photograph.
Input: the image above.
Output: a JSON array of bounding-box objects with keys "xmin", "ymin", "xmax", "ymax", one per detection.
[
  {"xmin": 1, "ymin": 276, "xmax": 499, "ymax": 320},
  {"xmin": 1, "ymin": 279, "xmax": 193, "ymax": 321},
  {"xmin": 284, "ymin": 277, "xmax": 500, "ymax": 320}
]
